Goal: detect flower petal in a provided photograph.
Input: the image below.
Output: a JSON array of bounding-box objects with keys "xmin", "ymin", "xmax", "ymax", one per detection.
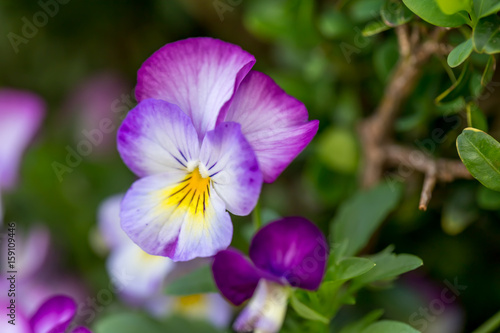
[
  {"xmin": 0, "ymin": 89, "xmax": 45, "ymax": 189},
  {"xmin": 224, "ymin": 71, "xmax": 319, "ymax": 182},
  {"xmin": 120, "ymin": 172, "xmax": 233, "ymax": 261},
  {"xmin": 29, "ymin": 295, "xmax": 77, "ymax": 333},
  {"xmin": 97, "ymin": 194, "xmax": 129, "ymax": 250},
  {"xmin": 136, "ymin": 37, "xmax": 255, "ymax": 138},
  {"xmin": 117, "ymin": 99, "xmax": 200, "ymax": 178},
  {"xmin": 212, "ymin": 249, "xmax": 277, "ymax": 306},
  {"xmin": 233, "ymin": 279, "xmax": 289, "ymax": 333},
  {"xmin": 106, "ymin": 241, "xmax": 174, "ymax": 302},
  {"xmin": 199, "ymin": 122, "xmax": 262, "ymax": 216},
  {"xmin": 249, "ymin": 217, "xmax": 328, "ymax": 290}
]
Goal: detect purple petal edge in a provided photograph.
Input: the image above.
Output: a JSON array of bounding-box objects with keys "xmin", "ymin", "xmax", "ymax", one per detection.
[{"xmin": 249, "ymin": 217, "xmax": 328, "ymax": 290}]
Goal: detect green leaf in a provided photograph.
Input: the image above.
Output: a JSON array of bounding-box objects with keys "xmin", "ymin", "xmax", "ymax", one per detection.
[
  {"xmin": 361, "ymin": 320, "xmax": 420, "ymax": 333},
  {"xmin": 474, "ymin": 0, "xmax": 500, "ymax": 18},
  {"xmin": 290, "ymin": 292, "xmax": 330, "ymax": 324},
  {"xmin": 352, "ymin": 247, "xmax": 423, "ymax": 287},
  {"xmin": 331, "ymin": 182, "xmax": 403, "ymax": 258},
  {"xmin": 316, "ymin": 127, "xmax": 359, "ymax": 174},
  {"xmin": 477, "ymin": 185, "xmax": 500, "ymax": 209},
  {"xmin": 362, "ymin": 20, "xmax": 391, "ymax": 37},
  {"xmin": 467, "ymin": 102, "xmax": 489, "ymax": 132},
  {"xmin": 436, "ymin": 0, "xmax": 472, "ymax": 15},
  {"xmin": 473, "ymin": 15, "xmax": 500, "ymax": 54},
  {"xmin": 164, "ymin": 264, "xmax": 218, "ymax": 296},
  {"xmin": 402, "ymin": 0, "xmax": 469, "ymax": 27},
  {"xmin": 481, "ymin": 55, "xmax": 496, "ymax": 86},
  {"xmin": 381, "ymin": 0, "xmax": 414, "ymax": 27},
  {"xmin": 457, "ymin": 128, "xmax": 500, "ymax": 191},
  {"xmin": 94, "ymin": 312, "xmax": 166, "ymax": 333},
  {"xmin": 339, "ymin": 309, "xmax": 385, "ymax": 333},
  {"xmin": 447, "ymin": 39, "xmax": 474, "ymax": 67},
  {"xmin": 326, "ymin": 257, "xmax": 376, "ymax": 282}
]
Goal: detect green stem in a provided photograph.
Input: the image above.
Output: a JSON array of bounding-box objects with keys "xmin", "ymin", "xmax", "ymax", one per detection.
[
  {"xmin": 253, "ymin": 200, "xmax": 262, "ymax": 231},
  {"xmin": 466, "ymin": 102, "xmax": 473, "ymax": 128},
  {"xmin": 472, "ymin": 310, "xmax": 500, "ymax": 333}
]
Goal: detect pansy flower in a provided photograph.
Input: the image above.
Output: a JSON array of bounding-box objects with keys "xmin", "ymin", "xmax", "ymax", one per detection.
[
  {"xmin": 0, "ymin": 89, "xmax": 45, "ymax": 219},
  {"xmin": 118, "ymin": 37, "xmax": 318, "ymax": 261},
  {"xmin": 212, "ymin": 217, "xmax": 328, "ymax": 333},
  {"xmin": 0, "ymin": 295, "xmax": 91, "ymax": 333},
  {"xmin": 96, "ymin": 194, "xmax": 232, "ymax": 327}
]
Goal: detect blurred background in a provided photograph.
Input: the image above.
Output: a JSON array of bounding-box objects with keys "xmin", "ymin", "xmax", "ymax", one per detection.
[{"xmin": 1, "ymin": 0, "xmax": 499, "ymax": 332}]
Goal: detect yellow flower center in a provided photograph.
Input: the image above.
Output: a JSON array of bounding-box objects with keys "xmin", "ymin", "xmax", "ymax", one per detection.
[
  {"xmin": 161, "ymin": 167, "xmax": 211, "ymax": 217},
  {"xmin": 173, "ymin": 294, "xmax": 208, "ymax": 318}
]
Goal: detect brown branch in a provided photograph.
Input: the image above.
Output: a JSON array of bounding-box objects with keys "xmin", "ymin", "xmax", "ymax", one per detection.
[
  {"xmin": 383, "ymin": 144, "xmax": 472, "ymax": 210},
  {"xmin": 358, "ymin": 26, "xmax": 473, "ymax": 209}
]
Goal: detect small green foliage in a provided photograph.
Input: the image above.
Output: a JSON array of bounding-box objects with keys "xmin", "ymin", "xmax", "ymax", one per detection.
[
  {"xmin": 402, "ymin": 0, "xmax": 469, "ymax": 27},
  {"xmin": 360, "ymin": 320, "xmax": 420, "ymax": 333},
  {"xmin": 448, "ymin": 39, "xmax": 474, "ymax": 67},
  {"xmin": 331, "ymin": 181, "xmax": 403, "ymax": 258},
  {"xmin": 436, "ymin": 0, "xmax": 472, "ymax": 15},
  {"xmin": 290, "ymin": 292, "xmax": 330, "ymax": 324},
  {"xmin": 457, "ymin": 128, "xmax": 500, "ymax": 191}
]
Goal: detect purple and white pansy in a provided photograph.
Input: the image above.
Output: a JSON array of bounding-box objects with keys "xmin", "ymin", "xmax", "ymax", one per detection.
[
  {"xmin": 212, "ymin": 217, "xmax": 328, "ymax": 333},
  {"xmin": 97, "ymin": 194, "xmax": 232, "ymax": 327},
  {"xmin": 0, "ymin": 294, "xmax": 91, "ymax": 333},
  {"xmin": 118, "ymin": 37, "xmax": 318, "ymax": 262},
  {"xmin": 0, "ymin": 89, "xmax": 44, "ymax": 220}
]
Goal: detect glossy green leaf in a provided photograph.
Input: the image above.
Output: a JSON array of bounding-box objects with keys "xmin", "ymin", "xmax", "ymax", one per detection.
[
  {"xmin": 316, "ymin": 127, "xmax": 359, "ymax": 173},
  {"xmin": 381, "ymin": 0, "xmax": 414, "ymax": 27},
  {"xmin": 326, "ymin": 257, "xmax": 376, "ymax": 282},
  {"xmin": 481, "ymin": 55, "xmax": 496, "ymax": 86},
  {"xmin": 457, "ymin": 128, "xmax": 500, "ymax": 191},
  {"xmin": 94, "ymin": 313, "xmax": 166, "ymax": 333},
  {"xmin": 352, "ymin": 247, "xmax": 423, "ymax": 287},
  {"xmin": 290, "ymin": 292, "xmax": 330, "ymax": 324},
  {"xmin": 473, "ymin": 15, "xmax": 500, "ymax": 54},
  {"xmin": 436, "ymin": 0, "xmax": 472, "ymax": 15},
  {"xmin": 474, "ymin": 0, "xmax": 500, "ymax": 18},
  {"xmin": 402, "ymin": 0, "xmax": 469, "ymax": 27},
  {"xmin": 339, "ymin": 310, "xmax": 385, "ymax": 333},
  {"xmin": 164, "ymin": 264, "xmax": 217, "ymax": 296},
  {"xmin": 361, "ymin": 320, "xmax": 420, "ymax": 333},
  {"xmin": 332, "ymin": 182, "xmax": 403, "ymax": 258},
  {"xmin": 362, "ymin": 20, "xmax": 391, "ymax": 37},
  {"xmin": 467, "ymin": 103, "xmax": 488, "ymax": 132},
  {"xmin": 447, "ymin": 39, "xmax": 474, "ymax": 67}
]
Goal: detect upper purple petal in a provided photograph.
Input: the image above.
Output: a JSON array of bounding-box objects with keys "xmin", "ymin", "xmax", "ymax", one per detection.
[
  {"xmin": 212, "ymin": 248, "xmax": 278, "ymax": 306},
  {"xmin": 199, "ymin": 122, "xmax": 262, "ymax": 216},
  {"xmin": 29, "ymin": 295, "xmax": 77, "ymax": 333},
  {"xmin": 0, "ymin": 89, "xmax": 45, "ymax": 189},
  {"xmin": 249, "ymin": 217, "xmax": 328, "ymax": 290},
  {"xmin": 224, "ymin": 71, "xmax": 318, "ymax": 183},
  {"xmin": 117, "ymin": 98, "xmax": 200, "ymax": 177},
  {"xmin": 136, "ymin": 37, "xmax": 255, "ymax": 139}
]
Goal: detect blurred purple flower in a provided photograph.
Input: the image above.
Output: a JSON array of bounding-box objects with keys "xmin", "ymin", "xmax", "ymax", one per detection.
[
  {"xmin": 62, "ymin": 72, "xmax": 131, "ymax": 156},
  {"xmin": 0, "ymin": 294, "xmax": 91, "ymax": 333},
  {"xmin": 212, "ymin": 217, "xmax": 328, "ymax": 333},
  {"xmin": 96, "ymin": 194, "xmax": 232, "ymax": 328},
  {"xmin": 117, "ymin": 37, "xmax": 318, "ymax": 262},
  {"xmin": 0, "ymin": 89, "xmax": 44, "ymax": 219}
]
